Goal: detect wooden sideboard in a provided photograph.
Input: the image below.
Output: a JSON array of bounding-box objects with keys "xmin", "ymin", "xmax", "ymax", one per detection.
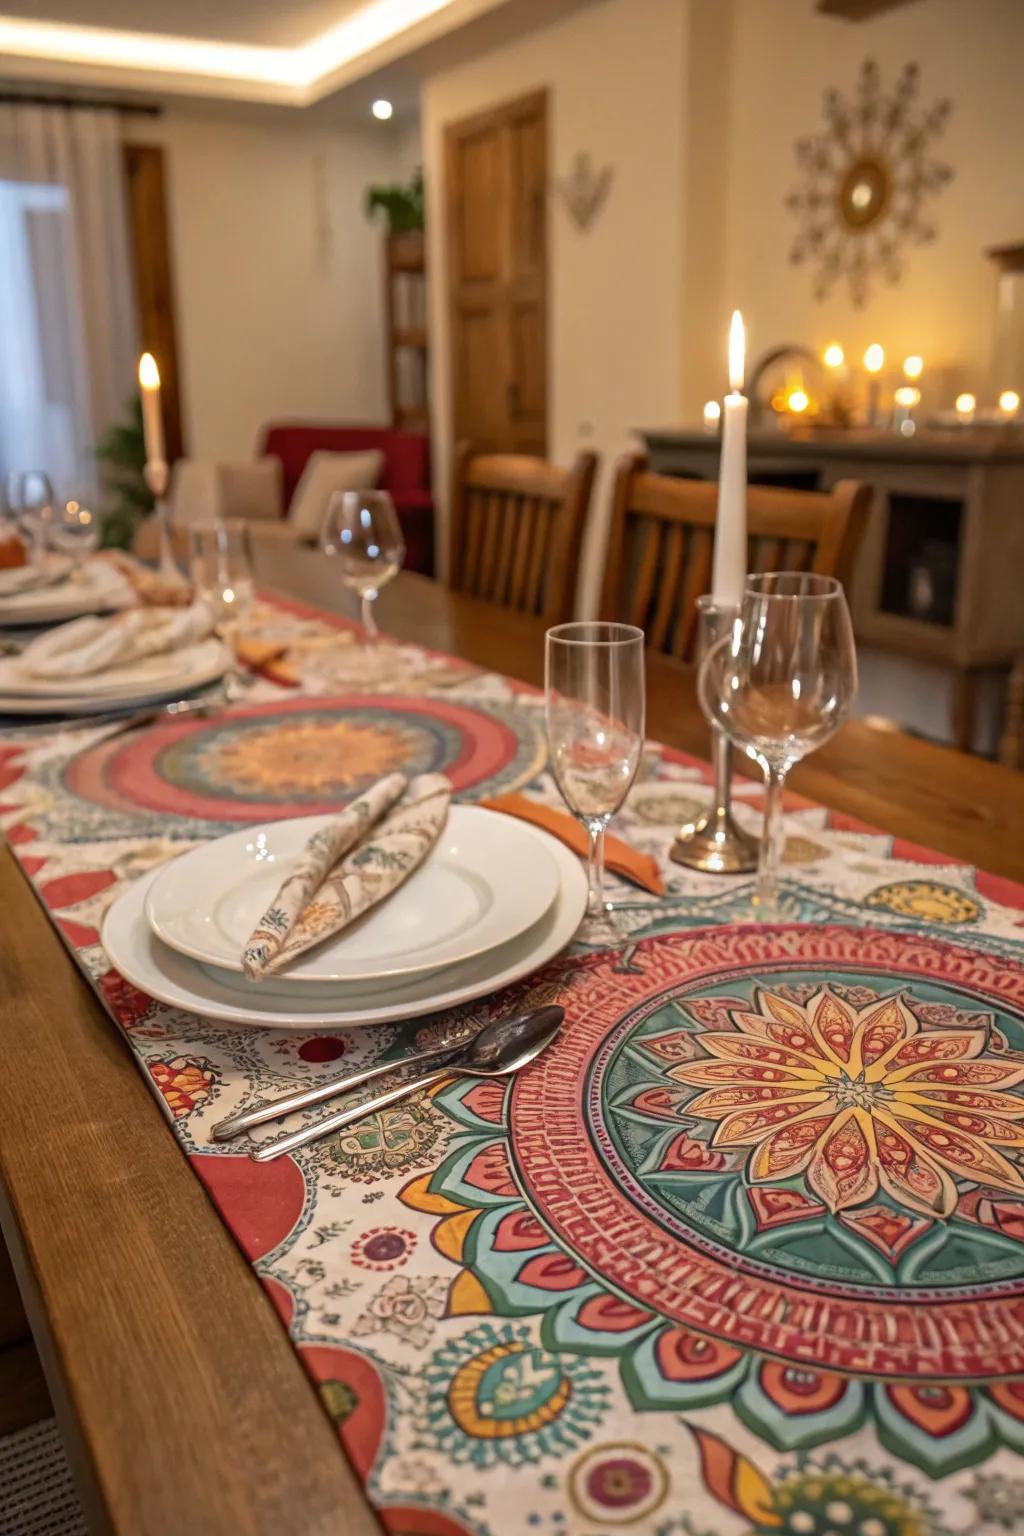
[{"xmin": 642, "ymin": 426, "xmax": 1024, "ymax": 751}]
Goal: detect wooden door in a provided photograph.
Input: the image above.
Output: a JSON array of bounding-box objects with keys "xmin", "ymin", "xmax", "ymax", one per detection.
[
  {"xmin": 123, "ymin": 143, "xmax": 185, "ymax": 461},
  {"xmin": 446, "ymin": 90, "xmax": 547, "ymax": 455}
]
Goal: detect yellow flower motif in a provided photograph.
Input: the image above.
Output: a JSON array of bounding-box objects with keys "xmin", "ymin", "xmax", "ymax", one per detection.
[{"xmin": 672, "ymin": 986, "xmax": 1024, "ymax": 1217}]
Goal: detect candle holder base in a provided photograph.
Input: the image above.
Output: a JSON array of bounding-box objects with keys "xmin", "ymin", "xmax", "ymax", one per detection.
[{"xmin": 670, "ymin": 804, "xmax": 758, "ymax": 874}]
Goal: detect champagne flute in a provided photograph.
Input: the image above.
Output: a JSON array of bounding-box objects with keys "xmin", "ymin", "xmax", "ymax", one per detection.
[
  {"xmin": 5, "ymin": 471, "xmax": 54, "ymax": 563},
  {"xmin": 545, "ymin": 622, "xmax": 645, "ymax": 940},
  {"xmin": 321, "ymin": 490, "xmax": 404, "ymax": 639},
  {"xmin": 188, "ymin": 518, "xmax": 255, "ymax": 625},
  {"xmin": 699, "ymin": 572, "xmax": 857, "ymax": 917}
]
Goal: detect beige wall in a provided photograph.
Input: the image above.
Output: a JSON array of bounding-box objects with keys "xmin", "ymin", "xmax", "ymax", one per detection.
[
  {"xmin": 421, "ymin": 0, "xmax": 688, "ymax": 608},
  {"xmin": 135, "ymin": 110, "xmax": 403, "ymax": 462},
  {"xmin": 707, "ymin": 0, "xmax": 1024, "ymax": 417}
]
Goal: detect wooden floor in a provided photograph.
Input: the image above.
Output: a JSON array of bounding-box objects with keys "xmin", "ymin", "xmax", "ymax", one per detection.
[{"xmin": 0, "ymin": 1242, "xmax": 50, "ymax": 1439}]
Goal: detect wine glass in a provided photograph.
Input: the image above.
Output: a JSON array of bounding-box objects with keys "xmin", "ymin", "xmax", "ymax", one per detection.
[
  {"xmin": 545, "ymin": 622, "xmax": 646, "ymax": 941},
  {"xmin": 188, "ymin": 518, "xmax": 255, "ymax": 625},
  {"xmin": 49, "ymin": 498, "xmax": 99, "ymax": 565},
  {"xmin": 5, "ymin": 471, "xmax": 54, "ymax": 562},
  {"xmin": 321, "ymin": 489, "xmax": 404, "ymax": 639},
  {"xmin": 699, "ymin": 572, "xmax": 857, "ymax": 917}
]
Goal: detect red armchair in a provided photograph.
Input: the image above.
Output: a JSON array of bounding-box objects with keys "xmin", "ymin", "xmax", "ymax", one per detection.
[{"xmin": 257, "ymin": 422, "xmax": 435, "ymax": 575}]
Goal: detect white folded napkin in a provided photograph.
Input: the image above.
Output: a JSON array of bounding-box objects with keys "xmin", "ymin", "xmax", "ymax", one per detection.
[
  {"xmin": 243, "ymin": 772, "xmax": 452, "ymax": 980},
  {"xmin": 20, "ymin": 601, "xmax": 214, "ymax": 679}
]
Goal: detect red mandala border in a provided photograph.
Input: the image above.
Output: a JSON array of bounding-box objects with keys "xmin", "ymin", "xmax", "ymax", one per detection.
[{"xmin": 509, "ymin": 924, "xmax": 1024, "ymax": 1381}]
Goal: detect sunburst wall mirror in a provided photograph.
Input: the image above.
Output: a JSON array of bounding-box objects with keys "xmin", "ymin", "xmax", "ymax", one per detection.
[{"xmin": 787, "ymin": 59, "xmax": 953, "ymax": 307}]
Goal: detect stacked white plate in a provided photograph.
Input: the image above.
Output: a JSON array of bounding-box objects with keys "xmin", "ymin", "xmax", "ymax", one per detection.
[
  {"xmin": 0, "ymin": 634, "xmax": 232, "ymax": 715},
  {"xmin": 101, "ymin": 807, "xmax": 588, "ymax": 1029},
  {"xmin": 0, "ymin": 556, "xmax": 129, "ymax": 626}
]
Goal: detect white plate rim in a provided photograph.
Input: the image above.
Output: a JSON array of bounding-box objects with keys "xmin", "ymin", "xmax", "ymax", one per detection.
[
  {"xmin": 0, "ymin": 635, "xmax": 227, "ymax": 699},
  {"xmin": 0, "ymin": 561, "xmax": 127, "ymax": 624},
  {"xmin": 0, "ymin": 639, "xmax": 231, "ymax": 714},
  {"xmin": 101, "ymin": 836, "xmax": 587, "ymax": 1029},
  {"xmin": 144, "ymin": 806, "xmax": 561, "ymax": 983}
]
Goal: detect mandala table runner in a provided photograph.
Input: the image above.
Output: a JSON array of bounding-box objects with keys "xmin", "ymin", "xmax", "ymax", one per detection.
[{"xmin": 3, "ymin": 597, "xmax": 1024, "ymax": 1536}]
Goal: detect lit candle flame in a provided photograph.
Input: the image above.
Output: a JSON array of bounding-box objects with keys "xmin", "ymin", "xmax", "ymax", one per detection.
[
  {"xmin": 999, "ymin": 389, "xmax": 1021, "ymax": 416},
  {"xmin": 823, "ymin": 342, "xmax": 844, "ymax": 369},
  {"xmin": 138, "ymin": 352, "xmax": 161, "ymax": 391},
  {"xmin": 902, "ymin": 354, "xmax": 923, "ymax": 381},
  {"xmin": 863, "ymin": 344, "xmax": 885, "ymax": 375},
  {"xmin": 955, "ymin": 392, "xmax": 976, "ymax": 419},
  {"xmin": 728, "ymin": 310, "xmax": 745, "ymax": 394}
]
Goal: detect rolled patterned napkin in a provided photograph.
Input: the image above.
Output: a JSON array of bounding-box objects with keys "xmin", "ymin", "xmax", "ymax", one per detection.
[
  {"xmin": 21, "ymin": 601, "xmax": 214, "ymax": 679},
  {"xmin": 243, "ymin": 772, "xmax": 452, "ymax": 980}
]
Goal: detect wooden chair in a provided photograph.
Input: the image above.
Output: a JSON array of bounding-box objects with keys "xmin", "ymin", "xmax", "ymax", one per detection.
[
  {"xmin": 599, "ymin": 453, "xmax": 871, "ymax": 660},
  {"xmin": 447, "ymin": 443, "xmax": 598, "ymax": 623}
]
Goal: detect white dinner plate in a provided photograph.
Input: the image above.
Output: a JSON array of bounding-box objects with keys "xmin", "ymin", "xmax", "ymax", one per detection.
[
  {"xmin": 145, "ymin": 807, "xmax": 561, "ymax": 984},
  {"xmin": 0, "ymin": 554, "xmax": 72, "ymax": 597},
  {"xmin": 0, "ymin": 560, "xmax": 129, "ymax": 625},
  {"xmin": 101, "ymin": 835, "xmax": 587, "ymax": 1029},
  {"xmin": 0, "ymin": 638, "xmax": 231, "ymax": 715}
]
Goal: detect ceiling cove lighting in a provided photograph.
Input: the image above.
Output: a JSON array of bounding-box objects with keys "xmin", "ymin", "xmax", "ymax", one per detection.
[{"xmin": 0, "ymin": 0, "xmax": 457, "ymax": 101}]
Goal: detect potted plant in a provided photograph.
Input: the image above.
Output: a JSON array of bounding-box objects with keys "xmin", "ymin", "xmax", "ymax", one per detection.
[
  {"xmin": 365, "ymin": 168, "xmax": 425, "ymax": 266},
  {"xmin": 94, "ymin": 394, "xmax": 155, "ymax": 550}
]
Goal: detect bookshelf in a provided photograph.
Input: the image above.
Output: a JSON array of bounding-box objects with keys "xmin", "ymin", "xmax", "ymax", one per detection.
[{"xmin": 385, "ymin": 229, "xmax": 429, "ymax": 433}]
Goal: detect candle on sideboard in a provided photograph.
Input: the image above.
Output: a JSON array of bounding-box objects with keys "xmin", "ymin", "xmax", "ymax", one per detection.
[
  {"xmin": 138, "ymin": 352, "xmax": 165, "ymax": 471},
  {"xmin": 702, "ymin": 399, "xmax": 721, "ymax": 434},
  {"xmin": 999, "ymin": 389, "xmax": 1021, "ymax": 419},
  {"xmin": 955, "ymin": 392, "xmax": 976, "ymax": 425},
  {"xmin": 864, "ymin": 343, "xmax": 885, "ymax": 427},
  {"xmin": 711, "ymin": 309, "xmax": 748, "ymax": 608}
]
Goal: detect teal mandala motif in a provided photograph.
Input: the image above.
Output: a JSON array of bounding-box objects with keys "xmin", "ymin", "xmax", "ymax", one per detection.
[
  {"xmin": 402, "ymin": 926, "xmax": 1024, "ymax": 1478},
  {"xmin": 418, "ymin": 1322, "xmax": 609, "ymax": 1468}
]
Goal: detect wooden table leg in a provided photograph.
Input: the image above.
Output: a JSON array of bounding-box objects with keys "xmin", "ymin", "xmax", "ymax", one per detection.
[{"xmin": 952, "ymin": 666, "xmax": 979, "ymax": 754}]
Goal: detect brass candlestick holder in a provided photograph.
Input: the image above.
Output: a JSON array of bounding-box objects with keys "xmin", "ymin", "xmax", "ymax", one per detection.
[{"xmin": 671, "ymin": 595, "xmax": 758, "ymax": 874}]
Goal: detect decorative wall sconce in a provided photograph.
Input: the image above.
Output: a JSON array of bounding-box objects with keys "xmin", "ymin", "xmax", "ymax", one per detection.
[{"xmin": 556, "ymin": 151, "xmax": 614, "ymax": 232}]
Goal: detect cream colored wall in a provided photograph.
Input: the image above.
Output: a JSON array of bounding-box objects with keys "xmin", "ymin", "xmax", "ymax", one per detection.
[
  {"xmin": 136, "ymin": 110, "xmax": 402, "ymax": 461},
  {"xmin": 421, "ymin": 0, "xmax": 688, "ymax": 609},
  {"xmin": 706, "ymin": 0, "xmax": 1024, "ymax": 416}
]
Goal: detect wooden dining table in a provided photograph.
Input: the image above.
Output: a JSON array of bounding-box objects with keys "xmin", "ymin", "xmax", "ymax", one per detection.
[{"xmin": 1, "ymin": 549, "xmax": 1023, "ymax": 1536}]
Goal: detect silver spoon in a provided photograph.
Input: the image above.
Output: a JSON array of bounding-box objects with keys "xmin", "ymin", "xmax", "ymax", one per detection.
[{"xmin": 248, "ymin": 1005, "xmax": 564, "ymax": 1164}]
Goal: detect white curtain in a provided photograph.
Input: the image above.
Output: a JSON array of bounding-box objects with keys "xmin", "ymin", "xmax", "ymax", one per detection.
[{"xmin": 0, "ymin": 105, "xmax": 138, "ymax": 502}]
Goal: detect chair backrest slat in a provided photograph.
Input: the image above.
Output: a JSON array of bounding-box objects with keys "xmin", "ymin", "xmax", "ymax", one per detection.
[
  {"xmin": 509, "ymin": 496, "xmax": 537, "ymax": 610},
  {"xmin": 447, "ymin": 444, "xmax": 597, "ymax": 623},
  {"xmin": 599, "ymin": 455, "xmax": 870, "ymax": 661}
]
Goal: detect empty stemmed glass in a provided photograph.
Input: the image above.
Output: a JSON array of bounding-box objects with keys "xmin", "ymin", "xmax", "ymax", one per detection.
[
  {"xmin": 49, "ymin": 498, "xmax": 99, "ymax": 565},
  {"xmin": 5, "ymin": 471, "xmax": 54, "ymax": 562},
  {"xmin": 188, "ymin": 518, "xmax": 255, "ymax": 625},
  {"xmin": 321, "ymin": 490, "xmax": 404, "ymax": 639},
  {"xmin": 699, "ymin": 573, "xmax": 857, "ymax": 917},
  {"xmin": 545, "ymin": 622, "xmax": 645, "ymax": 942}
]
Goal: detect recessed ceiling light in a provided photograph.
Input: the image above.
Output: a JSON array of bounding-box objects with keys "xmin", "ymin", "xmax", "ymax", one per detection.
[{"xmin": 372, "ymin": 98, "xmax": 393, "ymax": 120}]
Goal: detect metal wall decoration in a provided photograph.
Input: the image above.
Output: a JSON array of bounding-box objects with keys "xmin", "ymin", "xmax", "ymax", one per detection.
[
  {"xmin": 786, "ymin": 59, "xmax": 953, "ymax": 307},
  {"xmin": 556, "ymin": 151, "xmax": 614, "ymax": 232}
]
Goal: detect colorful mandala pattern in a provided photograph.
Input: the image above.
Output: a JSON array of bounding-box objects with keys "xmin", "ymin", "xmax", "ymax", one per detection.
[
  {"xmin": 404, "ymin": 926, "xmax": 1024, "ymax": 1476},
  {"xmin": 418, "ymin": 1322, "xmax": 610, "ymax": 1468},
  {"xmin": 6, "ymin": 596, "xmax": 1024, "ymax": 1534},
  {"xmin": 56, "ymin": 693, "xmax": 546, "ymax": 837}
]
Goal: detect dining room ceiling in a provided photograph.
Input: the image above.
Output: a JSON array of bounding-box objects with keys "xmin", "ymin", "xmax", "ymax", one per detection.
[
  {"xmin": 0, "ymin": 0, "xmax": 525, "ymax": 106},
  {"xmin": 0, "ymin": 0, "xmax": 369, "ymax": 51}
]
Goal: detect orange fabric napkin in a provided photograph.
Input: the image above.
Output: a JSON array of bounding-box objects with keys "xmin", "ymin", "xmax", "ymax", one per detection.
[
  {"xmin": 479, "ymin": 793, "xmax": 665, "ymax": 896},
  {"xmin": 233, "ymin": 635, "xmax": 300, "ymax": 687}
]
